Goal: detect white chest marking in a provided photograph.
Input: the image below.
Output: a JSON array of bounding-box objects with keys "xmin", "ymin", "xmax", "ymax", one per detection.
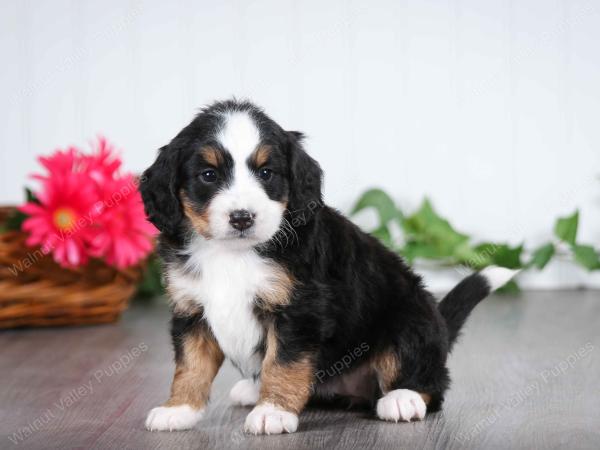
[{"xmin": 168, "ymin": 240, "xmax": 277, "ymax": 377}]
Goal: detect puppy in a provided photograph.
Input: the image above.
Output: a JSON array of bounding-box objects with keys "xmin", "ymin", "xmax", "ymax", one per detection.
[{"xmin": 140, "ymin": 99, "xmax": 516, "ymax": 434}]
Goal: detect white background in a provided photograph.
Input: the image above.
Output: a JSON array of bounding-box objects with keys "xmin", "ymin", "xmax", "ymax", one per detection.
[{"xmin": 1, "ymin": 0, "xmax": 599, "ymax": 289}]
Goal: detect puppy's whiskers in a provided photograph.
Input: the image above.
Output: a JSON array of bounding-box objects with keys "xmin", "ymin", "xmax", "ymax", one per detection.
[
  {"xmin": 269, "ymin": 230, "xmax": 284, "ymax": 251},
  {"xmin": 276, "ymin": 219, "xmax": 296, "ymax": 249},
  {"xmin": 282, "ymin": 218, "xmax": 299, "ymax": 246},
  {"xmin": 257, "ymin": 218, "xmax": 299, "ymax": 252},
  {"xmin": 281, "ymin": 217, "xmax": 300, "ymax": 246}
]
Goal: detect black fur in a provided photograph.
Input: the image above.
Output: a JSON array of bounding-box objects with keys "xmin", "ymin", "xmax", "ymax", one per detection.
[
  {"xmin": 438, "ymin": 273, "xmax": 491, "ymax": 351},
  {"xmin": 264, "ymin": 206, "xmax": 453, "ymax": 409},
  {"xmin": 171, "ymin": 312, "xmax": 206, "ymax": 363},
  {"xmin": 143, "ymin": 99, "xmax": 496, "ymax": 415},
  {"xmin": 285, "ymin": 131, "xmax": 323, "ymax": 214},
  {"xmin": 140, "ymin": 145, "xmax": 183, "ymax": 237}
]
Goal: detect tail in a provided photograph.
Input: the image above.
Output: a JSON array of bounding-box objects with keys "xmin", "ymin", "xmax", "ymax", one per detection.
[{"xmin": 438, "ymin": 266, "xmax": 519, "ymax": 350}]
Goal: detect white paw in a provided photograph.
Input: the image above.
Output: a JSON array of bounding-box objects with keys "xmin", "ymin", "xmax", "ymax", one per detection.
[
  {"xmin": 376, "ymin": 389, "xmax": 427, "ymax": 422},
  {"xmin": 145, "ymin": 405, "xmax": 204, "ymax": 431},
  {"xmin": 244, "ymin": 403, "xmax": 298, "ymax": 435},
  {"xmin": 230, "ymin": 378, "xmax": 260, "ymax": 406}
]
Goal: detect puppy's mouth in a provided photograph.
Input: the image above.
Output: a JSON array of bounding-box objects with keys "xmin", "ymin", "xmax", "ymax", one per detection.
[{"xmin": 225, "ymin": 228, "xmax": 257, "ymax": 240}]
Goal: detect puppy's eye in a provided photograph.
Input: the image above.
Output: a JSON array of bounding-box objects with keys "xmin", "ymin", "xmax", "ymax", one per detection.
[
  {"xmin": 200, "ymin": 169, "xmax": 217, "ymax": 183},
  {"xmin": 258, "ymin": 168, "xmax": 273, "ymax": 181}
]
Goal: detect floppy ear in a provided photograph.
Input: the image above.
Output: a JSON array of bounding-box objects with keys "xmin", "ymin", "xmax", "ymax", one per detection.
[
  {"xmin": 140, "ymin": 145, "xmax": 183, "ymax": 236},
  {"xmin": 286, "ymin": 131, "xmax": 323, "ymax": 214}
]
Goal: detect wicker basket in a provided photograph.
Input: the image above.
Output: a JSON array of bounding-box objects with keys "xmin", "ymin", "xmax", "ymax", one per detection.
[{"xmin": 0, "ymin": 207, "xmax": 142, "ymax": 328}]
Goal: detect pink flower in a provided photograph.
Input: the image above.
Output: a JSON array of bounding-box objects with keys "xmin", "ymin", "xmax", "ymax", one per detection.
[
  {"xmin": 20, "ymin": 150, "xmax": 99, "ymax": 267},
  {"xmin": 36, "ymin": 147, "xmax": 78, "ymax": 177},
  {"xmin": 82, "ymin": 136, "xmax": 122, "ymax": 184},
  {"xmin": 89, "ymin": 175, "xmax": 157, "ymax": 269},
  {"xmin": 19, "ymin": 137, "xmax": 157, "ymax": 269}
]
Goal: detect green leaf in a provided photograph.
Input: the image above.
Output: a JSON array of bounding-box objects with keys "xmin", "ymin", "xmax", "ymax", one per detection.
[
  {"xmin": 572, "ymin": 245, "xmax": 600, "ymax": 271},
  {"xmin": 370, "ymin": 225, "xmax": 393, "ymax": 248},
  {"xmin": 554, "ymin": 211, "xmax": 579, "ymax": 245},
  {"xmin": 135, "ymin": 256, "xmax": 164, "ymax": 299},
  {"xmin": 403, "ymin": 199, "xmax": 469, "ymax": 259},
  {"xmin": 4, "ymin": 209, "xmax": 28, "ymax": 231},
  {"xmin": 25, "ymin": 187, "xmax": 39, "ymax": 204},
  {"xmin": 496, "ymin": 280, "xmax": 521, "ymax": 294},
  {"xmin": 459, "ymin": 242, "xmax": 500, "ymax": 269},
  {"xmin": 402, "ymin": 241, "xmax": 448, "ymax": 262},
  {"xmin": 473, "ymin": 243, "xmax": 523, "ymax": 269},
  {"xmin": 454, "ymin": 242, "xmax": 492, "ymax": 269},
  {"xmin": 2, "ymin": 188, "xmax": 40, "ymax": 232},
  {"xmin": 473, "ymin": 242, "xmax": 499, "ymax": 254},
  {"xmin": 529, "ymin": 243, "xmax": 555, "ymax": 269},
  {"xmin": 351, "ymin": 188, "xmax": 402, "ymax": 225}
]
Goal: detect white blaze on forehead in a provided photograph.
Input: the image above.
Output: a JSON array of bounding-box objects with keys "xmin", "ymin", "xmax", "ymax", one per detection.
[
  {"xmin": 216, "ymin": 111, "xmax": 262, "ymax": 203},
  {"xmin": 208, "ymin": 110, "xmax": 284, "ymax": 245},
  {"xmin": 217, "ymin": 111, "xmax": 261, "ymax": 161}
]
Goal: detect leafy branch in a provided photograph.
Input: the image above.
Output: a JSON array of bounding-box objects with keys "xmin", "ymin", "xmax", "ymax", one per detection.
[{"xmin": 351, "ymin": 188, "xmax": 600, "ymax": 292}]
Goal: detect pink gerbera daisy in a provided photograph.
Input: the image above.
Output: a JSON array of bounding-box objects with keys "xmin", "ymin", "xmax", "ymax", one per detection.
[
  {"xmin": 19, "ymin": 137, "xmax": 157, "ymax": 269},
  {"xmin": 20, "ymin": 151, "xmax": 100, "ymax": 267},
  {"xmin": 82, "ymin": 136, "xmax": 122, "ymax": 184},
  {"xmin": 89, "ymin": 174, "xmax": 157, "ymax": 269}
]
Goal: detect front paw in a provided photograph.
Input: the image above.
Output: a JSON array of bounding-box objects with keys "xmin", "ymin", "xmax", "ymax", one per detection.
[
  {"xmin": 244, "ymin": 403, "xmax": 298, "ymax": 435},
  {"xmin": 230, "ymin": 378, "xmax": 260, "ymax": 406},
  {"xmin": 145, "ymin": 405, "xmax": 204, "ymax": 431},
  {"xmin": 376, "ymin": 389, "xmax": 427, "ymax": 422}
]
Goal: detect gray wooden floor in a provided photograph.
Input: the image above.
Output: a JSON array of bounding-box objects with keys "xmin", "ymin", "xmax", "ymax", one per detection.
[{"xmin": 1, "ymin": 290, "xmax": 599, "ymax": 450}]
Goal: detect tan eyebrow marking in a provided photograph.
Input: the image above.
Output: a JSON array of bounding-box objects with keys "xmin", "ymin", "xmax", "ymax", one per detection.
[
  {"xmin": 250, "ymin": 145, "xmax": 271, "ymax": 167},
  {"xmin": 199, "ymin": 146, "xmax": 222, "ymax": 167},
  {"xmin": 181, "ymin": 191, "xmax": 211, "ymax": 239}
]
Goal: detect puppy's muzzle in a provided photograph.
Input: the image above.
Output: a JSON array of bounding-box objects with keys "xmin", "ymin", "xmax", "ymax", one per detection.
[{"xmin": 229, "ymin": 209, "xmax": 255, "ymax": 231}]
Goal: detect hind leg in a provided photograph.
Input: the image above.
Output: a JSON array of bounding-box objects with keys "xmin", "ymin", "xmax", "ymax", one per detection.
[
  {"xmin": 376, "ymin": 389, "xmax": 430, "ymax": 422},
  {"xmin": 373, "ymin": 344, "xmax": 449, "ymax": 422}
]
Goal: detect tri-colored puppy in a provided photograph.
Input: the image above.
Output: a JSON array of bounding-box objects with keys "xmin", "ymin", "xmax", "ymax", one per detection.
[{"xmin": 140, "ymin": 100, "xmax": 516, "ymax": 434}]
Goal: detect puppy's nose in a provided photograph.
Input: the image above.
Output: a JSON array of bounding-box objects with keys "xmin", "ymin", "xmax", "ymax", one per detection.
[{"xmin": 229, "ymin": 209, "xmax": 254, "ymax": 231}]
